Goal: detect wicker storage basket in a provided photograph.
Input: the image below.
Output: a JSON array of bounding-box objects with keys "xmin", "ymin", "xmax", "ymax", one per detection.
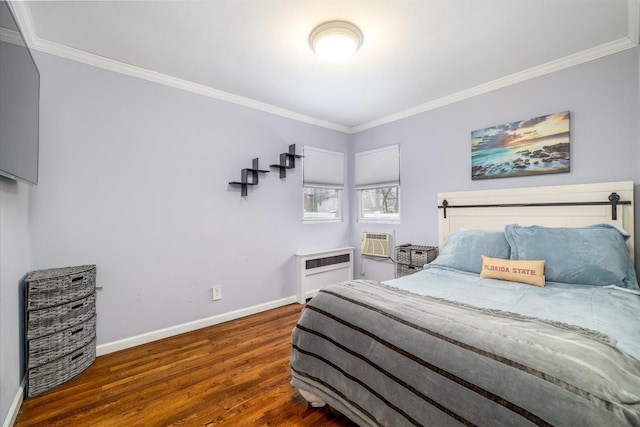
[
  {"xmin": 410, "ymin": 246, "xmax": 439, "ymax": 266},
  {"xmin": 395, "ymin": 246, "xmax": 411, "ymax": 265},
  {"xmin": 27, "ymin": 339, "xmax": 96, "ymax": 397},
  {"xmin": 27, "ymin": 315, "xmax": 96, "ymax": 368},
  {"xmin": 397, "ymin": 264, "xmax": 422, "ymax": 277},
  {"xmin": 26, "ymin": 294, "xmax": 96, "ymax": 340},
  {"xmin": 25, "ymin": 264, "xmax": 97, "ymax": 398},
  {"xmin": 26, "ymin": 265, "xmax": 96, "ymax": 310},
  {"xmin": 395, "ymin": 244, "xmax": 438, "ymax": 277}
]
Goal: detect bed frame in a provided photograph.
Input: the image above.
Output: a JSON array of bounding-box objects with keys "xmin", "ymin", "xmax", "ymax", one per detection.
[
  {"xmin": 437, "ymin": 181, "xmax": 634, "ymax": 263},
  {"xmin": 293, "ymin": 181, "xmax": 639, "ymax": 426}
]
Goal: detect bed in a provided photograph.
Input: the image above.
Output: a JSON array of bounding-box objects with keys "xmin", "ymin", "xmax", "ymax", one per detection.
[{"xmin": 290, "ymin": 181, "xmax": 640, "ymax": 426}]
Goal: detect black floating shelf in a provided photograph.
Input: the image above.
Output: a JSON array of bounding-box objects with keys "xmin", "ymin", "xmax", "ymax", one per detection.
[
  {"xmin": 229, "ymin": 158, "xmax": 269, "ymax": 197},
  {"xmin": 270, "ymin": 144, "xmax": 303, "ymax": 178}
]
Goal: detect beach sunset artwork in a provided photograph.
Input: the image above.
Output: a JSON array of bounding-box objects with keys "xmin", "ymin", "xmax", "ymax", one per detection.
[{"xmin": 471, "ymin": 111, "xmax": 570, "ymax": 180}]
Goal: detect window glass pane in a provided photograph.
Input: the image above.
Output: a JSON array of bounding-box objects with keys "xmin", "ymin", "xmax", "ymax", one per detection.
[
  {"xmin": 360, "ymin": 186, "xmax": 399, "ymax": 220},
  {"xmin": 304, "ymin": 187, "xmax": 341, "ymax": 220}
]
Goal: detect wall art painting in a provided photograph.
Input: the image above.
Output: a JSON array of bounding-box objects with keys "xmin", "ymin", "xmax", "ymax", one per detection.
[{"xmin": 471, "ymin": 111, "xmax": 570, "ymax": 180}]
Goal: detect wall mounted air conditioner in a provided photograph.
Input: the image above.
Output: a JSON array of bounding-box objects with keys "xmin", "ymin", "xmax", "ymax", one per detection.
[{"xmin": 361, "ymin": 232, "xmax": 391, "ymax": 257}]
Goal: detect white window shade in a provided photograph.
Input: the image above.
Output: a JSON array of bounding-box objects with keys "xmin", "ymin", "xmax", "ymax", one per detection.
[
  {"xmin": 355, "ymin": 145, "xmax": 400, "ymax": 188},
  {"xmin": 303, "ymin": 147, "xmax": 344, "ymax": 188}
]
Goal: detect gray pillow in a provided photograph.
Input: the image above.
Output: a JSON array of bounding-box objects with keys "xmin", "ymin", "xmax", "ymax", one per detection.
[
  {"xmin": 431, "ymin": 229, "xmax": 510, "ymax": 274},
  {"xmin": 505, "ymin": 224, "xmax": 639, "ymax": 289}
]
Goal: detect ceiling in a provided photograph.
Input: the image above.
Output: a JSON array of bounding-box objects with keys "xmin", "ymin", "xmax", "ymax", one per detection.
[{"xmin": 5, "ymin": 1, "xmax": 639, "ymax": 133}]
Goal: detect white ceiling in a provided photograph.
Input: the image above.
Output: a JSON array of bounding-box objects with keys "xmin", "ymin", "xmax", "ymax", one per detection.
[{"xmin": 6, "ymin": 0, "xmax": 640, "ymax": 133}]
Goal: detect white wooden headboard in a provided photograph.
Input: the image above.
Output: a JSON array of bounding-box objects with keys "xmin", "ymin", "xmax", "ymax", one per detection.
[{"xmin": 437, "ymin": 181, "xmax": 635, "ymax": 263}]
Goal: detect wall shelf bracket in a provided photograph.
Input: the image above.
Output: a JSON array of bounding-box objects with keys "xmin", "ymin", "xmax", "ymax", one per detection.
[
  {"xmin": 270, "ymin": 144, "xmax": 303, "ymax": 178},
  {"xmin": 229, "ymin": 158, "xmax": 269, "ymax": 196}
]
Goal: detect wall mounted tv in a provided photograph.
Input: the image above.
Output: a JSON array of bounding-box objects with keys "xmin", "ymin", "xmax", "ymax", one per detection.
[{"xmin": 0, "ymin": 1, "xmax": 40, "ymax": 185}]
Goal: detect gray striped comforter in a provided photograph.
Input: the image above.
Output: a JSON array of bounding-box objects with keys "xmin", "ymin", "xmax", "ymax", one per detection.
[{"xmin": 290, "ymin": 280, "xmax": 640, "ymax": 426}]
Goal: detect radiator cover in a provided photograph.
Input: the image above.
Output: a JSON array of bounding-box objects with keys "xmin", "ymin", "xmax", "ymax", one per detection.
[{"xmin": 295, "ymin": 247, "xmax": 355, "ymax": 303}]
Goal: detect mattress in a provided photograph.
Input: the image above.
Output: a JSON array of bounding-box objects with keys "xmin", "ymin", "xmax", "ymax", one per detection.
[{"xmin": 291, "ymin": 277, "xmax": 640, "ymax": 426}]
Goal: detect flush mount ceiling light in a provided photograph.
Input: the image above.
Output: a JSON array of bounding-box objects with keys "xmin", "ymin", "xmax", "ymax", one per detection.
[{"xmin": 309, "ymin": 20, "xmax": 363, "ymax": 63}]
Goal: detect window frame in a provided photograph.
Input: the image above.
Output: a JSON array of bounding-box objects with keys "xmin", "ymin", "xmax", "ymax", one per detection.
[
  {"xmin": 303, "ymin": 186, "xmax": 343, "ymax": 223},
  {"xmin": 357, "ymin": 185, "xmax": 400, "ymax": 223},
  {"xmin": 302, "ymin": 147, "xmax": 345, "ymax": 223},
  {"xmin": 355, "ymin": 145, "xmax": 401, "ymax": 223}
]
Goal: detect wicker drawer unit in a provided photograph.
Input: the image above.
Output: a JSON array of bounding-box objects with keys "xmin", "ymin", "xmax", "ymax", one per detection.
[
  {"xmin": 395, "ymin": 245, "xmax": 438, "ymax": 278},
  {"xmin": 25, "ymin": 265, "xmax": 97, "ymax": 397}
]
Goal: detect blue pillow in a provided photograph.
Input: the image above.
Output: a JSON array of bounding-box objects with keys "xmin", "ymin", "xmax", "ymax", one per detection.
[
  {"xmin": 431, "ymin": 229, "xmax": 510, "ymax": 274},
  {"xmin": 504, "ymin": 224, "xmax": 639, "ymax": 289}
]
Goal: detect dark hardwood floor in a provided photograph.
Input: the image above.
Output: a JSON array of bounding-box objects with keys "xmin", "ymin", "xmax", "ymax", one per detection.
[{"xmin": 15, "ymin": 303, "xmax": 356, "ymax": 426}]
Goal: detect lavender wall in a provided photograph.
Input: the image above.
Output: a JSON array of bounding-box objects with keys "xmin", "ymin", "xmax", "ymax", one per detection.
[
  {"xmin": 1, "ymin": 44, "xmax": 638, "ymax": 427},
  {"xmin": 0, "ymin": 179, "xmax": 30, "ymax": 426},
  {"xmin": 350, "ymin": 47, "xmax": 640, "ymax": 280},
  {"xmin": 28, "ymin": 52, "xmax": 350, "ymax": 347}
]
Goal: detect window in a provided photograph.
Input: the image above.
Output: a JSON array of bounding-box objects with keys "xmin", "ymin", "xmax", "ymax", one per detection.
[
  {"xmin": 303, "ymin": 147, "xmax": 344, "ymax": 222},
  {"xmin": 356, "ymin": 145, "xmax": 400, "ymax": 222},
  {"xmin": 359, "ymin": 186, "xmax": 399, "ymax": 220}
]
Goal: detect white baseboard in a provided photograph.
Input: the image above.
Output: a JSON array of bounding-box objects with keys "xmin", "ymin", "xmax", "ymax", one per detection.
[
  {"xmin": 2, "ymin": 377, "xmax": 24, "ymax": 427},
  {"xmin": 1, "ymin": 297, "xmax": 300, "ymax": 426},
  {"xmin": 97, "ymin": 296, "xmax": 298, "ymax": 356}
]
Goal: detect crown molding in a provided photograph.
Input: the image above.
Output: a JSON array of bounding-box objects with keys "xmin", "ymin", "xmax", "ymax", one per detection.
[
  {"xmin": 6, "ymin": 1, "xmax": 37, "ymax": 46},
  {"xmin": 350, "ymin": 36, "xmax": 638, "ymax": 134},
  {"xmin": 629, "ymin": 0, "xmax": 640, "ymax": 44},
  {"xmin": 28, "ymin": 37, "xmax": 351, "ymax": 133},
  {"xmin": 0, "ymin": 27, "xmax": 22, "ymax": 46},
  {"xmin": 24, "ymin": 34, "xmax": 638, "ymax": 136},
  {"xmin": 9, "ymin": 0, "xmax": 639, "ymax": 135}
]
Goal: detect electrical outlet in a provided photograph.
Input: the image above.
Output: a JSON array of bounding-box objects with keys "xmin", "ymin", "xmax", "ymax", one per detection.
[{"xmin": 212, "ymin": 286, "xmax": 222, "ymax": 301}]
